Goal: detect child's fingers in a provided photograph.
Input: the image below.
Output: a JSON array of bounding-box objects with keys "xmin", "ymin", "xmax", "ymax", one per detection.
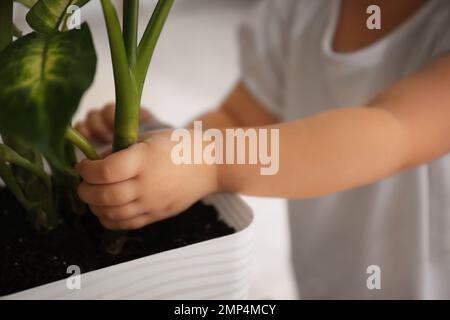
[
  {"xmin": 75, "ymin": 143, "xmax": 145, "ymax": 184},
  {"xmin": 140, "ymin": 108, "xmax": 152, "ymax": 122},
  {"xmin": 78, "ymin": 179, "xmax": 138, "ymax": 206},
  {"xmin": 101, "ymin": 103, "xmax": 116, "ymax": 129},
  {"xmin": 74, "ymin": 122, "xmax": 92, "ymax": 140},
  {"xmin": 86, "ymin": 110, "xmax": 113, "ymax": 143}
]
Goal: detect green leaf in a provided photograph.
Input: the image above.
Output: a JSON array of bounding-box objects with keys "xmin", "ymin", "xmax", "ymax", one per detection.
[
  {"xmin": 0, "ymin": 23, "xmax": 97, "ymax": 169},
  {"xmin": 15, "ymin": 0, "xmax": 38, "ymax": 9},
  {"xmin": 26, "ymin": 0, "xmax": 90, "ymax": 33},
  {"xmin": 136, "ymin": 0, "xmax": 174, "ymax": 95}
]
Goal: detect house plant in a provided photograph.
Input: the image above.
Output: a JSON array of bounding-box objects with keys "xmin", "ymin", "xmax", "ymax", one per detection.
[{"xmin": 0, "ymin": 0, "xmax": 254, "ymax": 299}]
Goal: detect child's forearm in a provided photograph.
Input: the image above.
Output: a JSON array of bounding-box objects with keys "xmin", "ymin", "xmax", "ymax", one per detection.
[
  {"xmin": 217, "ymin": 106, "xmax": 410, "ymax": 198},
  {"xmin": 216, "ymin": 55, "xmax": 450, "ymax": 198}
]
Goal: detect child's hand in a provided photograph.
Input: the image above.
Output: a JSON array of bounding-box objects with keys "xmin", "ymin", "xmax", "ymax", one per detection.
[
  {"xmin": 75, "ymin": 129, "xmax": 219, "ymax": 230},
  {"xmin": 74, "ymin": 103, "xmax": 152, "ymax": 143}
]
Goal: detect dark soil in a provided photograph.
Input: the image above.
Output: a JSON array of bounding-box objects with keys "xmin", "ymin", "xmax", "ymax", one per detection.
[{"xmin": 0, "ymin": 187, "xmax": 234, "ymax": 296}]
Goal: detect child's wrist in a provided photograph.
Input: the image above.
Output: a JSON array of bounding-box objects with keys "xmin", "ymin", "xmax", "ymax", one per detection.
[{"xmin": 215, "ymin": 162, "xmax": 237, "ymax": 194}]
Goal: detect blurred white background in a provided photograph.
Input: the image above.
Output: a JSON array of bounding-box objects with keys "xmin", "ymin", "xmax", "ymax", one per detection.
[{"xmin": 14, "ymin": 0, "xmax": 299, "ymax": 299}]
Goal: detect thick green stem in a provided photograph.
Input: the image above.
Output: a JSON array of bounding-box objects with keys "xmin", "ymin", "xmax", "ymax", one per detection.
[
  {"xmin": 65, "ymin": 127, "xmax": 101, "ymax": 161},
  {"xmin": 0, "ymin": 0, "xmax": 13, "ymax": 52},
  {"xmin": 1, "ymin": 136, "xmax": 57, "ymax": 231},
  {"xmin": 123, "ymin": 0, "xmax": 139, "ymax": 69},
  {"xmin": 0, "ymin": 154, "xmax": 56, "ymax": 231},
  {"xmin": 0, "ymin": 161, "xmax": 38, "ymax": 210},
  {"xmin": 0, "ymin": 143, "xmax": 51, "ymax": 190},
  {"xmin": 49, "ymin": 143, "xmax": 87, "ymax": 221},
  {"xmin": 101, "ymin": 0, "xmax": 140, "ymax": 152},
  {"xmin": 98, "ymin": 0, "xmax": 174, "ymax": 255},
  {"xmin": 135, "ymin": 0, "xmax": 174, "ymax": 96}
]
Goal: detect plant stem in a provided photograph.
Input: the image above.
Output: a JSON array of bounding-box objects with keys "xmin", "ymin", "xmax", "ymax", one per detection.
[
  {"xmin": 50, "ymin": 143, "xmax": 87, "ymax": 221},
  {"xmin": 0, "ymin": 161, "xmax": 41, "ymax": 210},
  {"xmin": 65, "ymin": 127, "xmax": 101, "ymax": 161},
  {"xmin": 0, "ymin": 143, "xmax": 52, "ymax": 190},
  {"xmin": 0, "ymin": 158, "xmax": 57, "ymax": 230},
  {"xmin": 101, "ymin": 0, "xmax": 140, "ymax": 152},
  {"xmin": 0, "ymin": 0, "xmax": 13, "ymax": 52},
  {"xmin": 123, "ymin": 0, "xmax": 139, "ymax": 69},
  {"xmin": 135, "ymin": 0, "xmax": 174, "ymax": 96}
]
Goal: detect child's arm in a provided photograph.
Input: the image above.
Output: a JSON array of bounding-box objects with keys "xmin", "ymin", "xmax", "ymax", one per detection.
[
  {"xmin": 76, "ymin": 55, "xmax": 450, "ymax": 230},
  {"xmin": 222, "ymin": 55, "xmax": 450, "ymax": 198}
]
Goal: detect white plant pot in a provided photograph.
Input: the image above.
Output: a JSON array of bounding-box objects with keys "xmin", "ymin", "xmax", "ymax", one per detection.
[{"xmin": 2, "ymin": 193, "xmax": 254, "ymax": 300}]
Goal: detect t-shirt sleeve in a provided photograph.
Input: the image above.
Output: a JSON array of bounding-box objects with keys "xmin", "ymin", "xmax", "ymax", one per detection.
[
  {"xmin": 238, "ymin": 0, "xmax": 293, "ymax": 118},
  {"xmin": 430, "ymin": 5, "xmax": 450, "ymax": 60}
]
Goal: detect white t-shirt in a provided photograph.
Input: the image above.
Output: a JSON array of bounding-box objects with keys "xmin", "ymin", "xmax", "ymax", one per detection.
[{"xmin": 239, "ymin": 0, "xmax": 450, "ymax": 299}]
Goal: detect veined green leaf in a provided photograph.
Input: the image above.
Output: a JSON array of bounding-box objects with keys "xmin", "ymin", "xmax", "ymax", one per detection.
[
  {"xmin": 0, "ymin": 23, "xmax": 97, "ymax": 169},
  {"xmin": 26, "ymin": 0, "xmax": 90, "ymax": 33}
]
